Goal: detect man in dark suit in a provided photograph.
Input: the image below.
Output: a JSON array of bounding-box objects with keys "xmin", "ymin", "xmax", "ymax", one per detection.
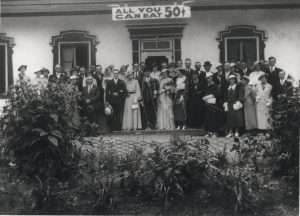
[
  {"xmin": 265, "ymin": 57, "xmax": 282, "ymax": 97},
  {"xmin": 81, "ymin": 75, "xmax": 101, "ymax": 123},
  {"xmin": 273, "ymin": 70, "xmax": 293, "ymax": 99},
  {"xmin": 141, "ymin": 67, "xmax": 159, "ymax": 129},
  {"xmin": 77, "ymin": 66, "xmax": 87, "ymax": 92},
  {"xmin": 132, "ymin": 62, "xmax": 139, "ymax": 79},
  {"xmin": 184, "ymin": 58, "xmax": 195, "ymax": 78},
  {"xmin": 49, "ymin": 64, "xmax": 68, "ymax": 84},
  {"xmin": 240, "ymin": 61, "xmax": 252, "ymax": 76},
  {"xmin": 105, "ymin": 69, "xmax": 127, "ymax": 131},
  {"xmin": 93, "ymin": 65, "xmax": 103, "ymax": 89}
]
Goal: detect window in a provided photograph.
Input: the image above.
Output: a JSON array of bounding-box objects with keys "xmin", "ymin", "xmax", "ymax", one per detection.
[
  {"xmin": 217, "ymin": 25, "xmax": 267, "ymax": 67},
  {"xmin": 127, "ymin": 23, "xmax": 186, "ymax": 64},
  {"xmin": 142, "ymin": 40, "xmax": 171, "ymax": 50},
  {"xmin": 0, "ymin": 33, "xmax": 14, "ymax": 96},
  {"xmin": 60, "ymin": 43, "xmax": 89, "ymax": 71},
  {"xmin": 51, "ymin": 30, "xmax": 98, "ymax": 71}
]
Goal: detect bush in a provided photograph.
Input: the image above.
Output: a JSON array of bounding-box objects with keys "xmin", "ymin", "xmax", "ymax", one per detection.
[
  {"xmin": 270, "ymin": 87, "xmax": 300, "ymax": 183},
  {"xmin": 1, "ymin": 82, "xmax": 81, "ymax": 181}
]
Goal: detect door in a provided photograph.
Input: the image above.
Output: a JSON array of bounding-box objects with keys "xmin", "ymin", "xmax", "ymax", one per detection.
[
  {"xmin": 0, "ymin": 45, "xmax": 6, "ymax": 95},
  {"xmin": 227, "ymin": 38, "xmax": 257, "ymax": 67},
  {"xmin": 145, "ymin": 56, "xmax": 169, "ymax": 71}
]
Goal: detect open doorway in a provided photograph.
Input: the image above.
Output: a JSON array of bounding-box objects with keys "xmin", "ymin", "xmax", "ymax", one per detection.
[{"xmin": 145, "ymin": 56, "xmax": 169, "ymax": 71}]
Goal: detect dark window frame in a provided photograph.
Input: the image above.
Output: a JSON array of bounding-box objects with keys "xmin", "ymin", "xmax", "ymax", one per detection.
[
  {"xmin": 50, "ymin": 30, "xmax": 99, "ymax": 71},
  {"xmin": 0, "ymin": 33, "xmax": 15, "ymax": 97},
  {"xmin": 217, "ymin": 25, "xmax": 268, "ymax": 63}
]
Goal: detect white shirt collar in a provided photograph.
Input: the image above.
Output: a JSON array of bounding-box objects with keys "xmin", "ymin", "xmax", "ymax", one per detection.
[
  {"xmin": 228, "ymin": 84, "xmax": 237, "ymax": 90},
  {"xmin": 270, "ymin": 66, "xmax": 275, "ymax": 71}
]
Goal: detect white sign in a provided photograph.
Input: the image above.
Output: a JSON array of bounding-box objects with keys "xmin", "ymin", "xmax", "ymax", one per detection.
[{"xmin": 112, "ymin": 5, "xmax": 191, "ymax": 21}]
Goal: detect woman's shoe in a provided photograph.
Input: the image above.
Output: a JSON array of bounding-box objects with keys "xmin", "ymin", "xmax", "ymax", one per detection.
[
  {"xmin": 176, "ymin": 126, "xmax": 181, "ymax": 130},
  {"xmin": 182, "ymin": 125, "xmax": 186, "ymax": 130},
  {"xmin": 234, "ymin": 132, "xmax": 240, "ymax": 137}
]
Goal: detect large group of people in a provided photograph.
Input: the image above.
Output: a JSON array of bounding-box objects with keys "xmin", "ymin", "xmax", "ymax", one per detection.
[{"xmin": 15, "ymin": 56, "xmax": 295, "ymax": 137}]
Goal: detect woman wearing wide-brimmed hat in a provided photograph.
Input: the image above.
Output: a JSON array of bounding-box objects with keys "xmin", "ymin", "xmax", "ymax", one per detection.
[
  {"xmin": 173, "ymin": 68, "xmax": 187, "ymax": 130},
  {"xmin": 16, "ymin": 65, "xmax": 31, "ymax": 86},
  {"xmin": 255, "ymin": 73, "xmax": 273, "ymax": 131},
  {"xmin": 241, "ymin": 75, "xmax": 257, "ymax": 132},
  {"xmin": 249, "ymin": 61, "xmax": 265, "ymax": 86},
  {"xmin": 122, "ymin": 70, "xmax": 142, "ymax": 131},
  {"xmin": 203, "ymin": 72, "xmax": 220, "ymax": 137},
  {"xmin": 223, "ymin": 74, "xmax": 244, "ymax": 137}
]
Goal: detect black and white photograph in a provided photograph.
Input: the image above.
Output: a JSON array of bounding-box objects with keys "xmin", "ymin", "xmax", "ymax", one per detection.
[{"xmin": 0, "ymin": 0, "xmax": 299, "ymax": 215}]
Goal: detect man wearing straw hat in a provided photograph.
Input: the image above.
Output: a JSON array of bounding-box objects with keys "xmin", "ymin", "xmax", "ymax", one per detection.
[{"xmin": 105, "ymin": 69, "xmax": 127, "ymax": 132}]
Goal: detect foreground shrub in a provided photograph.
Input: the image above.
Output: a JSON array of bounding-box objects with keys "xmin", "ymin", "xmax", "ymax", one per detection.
[
  {"xmin": 1, "ymin": 83, "xmax": 81, "ymax": 180},
  {"xmin": 270, "ymin": 87, "xmax": 300, "ymax": 183}
]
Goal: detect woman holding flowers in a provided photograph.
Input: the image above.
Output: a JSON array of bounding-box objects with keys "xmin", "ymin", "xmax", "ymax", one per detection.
[
  {"xmin": 157, "ymin": 69, "xmax": 175, "ymax": 130},
  {"xmin": 203, "ymin": 72, "xmax": 220, "ymax": 137}
]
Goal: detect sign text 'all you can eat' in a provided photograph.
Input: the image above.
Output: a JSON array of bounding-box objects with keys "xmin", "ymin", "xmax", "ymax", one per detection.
[{"xmin": 112, "ymin": 5, "xmax": 191, "ymax": 21}]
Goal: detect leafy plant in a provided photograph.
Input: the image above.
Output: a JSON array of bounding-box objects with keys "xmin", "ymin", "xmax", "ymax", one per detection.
[
  {"xmin": 1, "ymin": 82, "xmax": 81, "ymax": 180},
  {"xmin": 270, "ymin": 86, "xmax": 300, "ymax": 182},
  {"xmin": 93, "ymin": 177, "xmax": 115, "ymax": 214}
]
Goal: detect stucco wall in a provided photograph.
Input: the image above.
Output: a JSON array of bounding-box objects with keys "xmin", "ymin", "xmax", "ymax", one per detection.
[
  {"xmin": 1, "ymin": 8, "xmax": 300, "ymax": 81},
  {"xmin": 182, "ymin": 8, "xmax": 300, "ymax": 80}
]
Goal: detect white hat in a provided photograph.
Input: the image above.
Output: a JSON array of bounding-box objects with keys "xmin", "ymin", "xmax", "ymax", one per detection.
[
  {"xmin": 252, "ymin": 61, "xmax": 261, "ymax": 69},
  {"xmin": 33, "ymin": 68, "xmax": 42, "ymax": 74},
  {"xmin": 206, "ymin": 72, "xmax": 214, "ymax": 79},
  {"xmin": 230, "ymin": 63, "xmax": 236, "ymax": 68},
  {"xmin": 215, "ymin": 63, "xmax": 223, "ymax": 69},
  {"xmin": 70, "ymin": 75, "xmax": 78, "ymax": 80},
  {"xmin": 228, "ymin": 74, "xmax": 237, "ymax": 80},
  {"xmin": 104, "ymin": 105, "xmax": 113, "ymax": 116},
  {"xmin": 258, "ymin": 72, "xmax": 267, "ymax": 80}
]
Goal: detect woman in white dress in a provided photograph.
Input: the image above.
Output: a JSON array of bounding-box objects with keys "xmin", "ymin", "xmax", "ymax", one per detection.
[
  {"xmin": 122, "ymin": 71, "xmax": 142, "ymax": 131},
  {"xmin": 255, "ymin": 73, "xmax": 273, "ymax": 131},
  {"xmin": 249, "ymin": 61, "xmax": 265, "ymax": 87},
  {"xmin": 157, "ymin": 69, "xmax": 175, "ymax": 130}
]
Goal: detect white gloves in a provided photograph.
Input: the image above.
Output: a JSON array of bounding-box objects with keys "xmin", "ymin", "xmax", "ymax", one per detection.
[
  {"xmin": 233, "ymin": 101, "xmax": 243, "ymax": 110},
  {"xmin": 223, "ymin": 102, "xmax": 228, "ymax": 112}
]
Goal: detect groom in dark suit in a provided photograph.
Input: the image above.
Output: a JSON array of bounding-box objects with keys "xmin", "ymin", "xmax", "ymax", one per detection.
[
  {"xmin": 141, "ymin": 67, "xmax": 159, "ymax": 129},
  {"xmin": 105, "ymin": 69, "xmax": 127, "ymax": 131},
  {"xmin": 81, "ymin": 75, "xmax": 101, "ymax": 123}
]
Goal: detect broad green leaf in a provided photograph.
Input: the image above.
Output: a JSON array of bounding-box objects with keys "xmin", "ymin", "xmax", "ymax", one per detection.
[
  {"xmin": 51, "ymin": 130, "xmax": 63, "ymax": 140},
  {"xmin": 50, "ymin": 114, "xmax": 58, "ymax": 123},
  {"xmin": 48, "ymin": 136, "xmax": 58, "ymax": 147}
]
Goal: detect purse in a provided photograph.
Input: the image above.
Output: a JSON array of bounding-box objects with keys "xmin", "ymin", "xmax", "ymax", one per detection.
[{"xmin": 131, "ymin": 104, "xmax": 139, "ymax": 110}]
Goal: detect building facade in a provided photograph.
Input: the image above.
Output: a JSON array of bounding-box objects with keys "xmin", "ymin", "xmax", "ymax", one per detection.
[{"xmin": 1, "ymin": 0, "xmax": 300, "ymax": 94}]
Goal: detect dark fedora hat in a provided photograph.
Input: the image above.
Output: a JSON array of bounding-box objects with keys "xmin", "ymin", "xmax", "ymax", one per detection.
[
  {"xmin": 18, "ymin": 65, "xmax": 27, "ymax": 71},
  {"xmin": 203, "ymin": 61, "xmax": 212, "ymax": 67}
]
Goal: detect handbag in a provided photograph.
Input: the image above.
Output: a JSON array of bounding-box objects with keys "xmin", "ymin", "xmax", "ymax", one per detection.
[{"xmin": 131, "ymin": 103, "xmax": 139, "ymax": 110}]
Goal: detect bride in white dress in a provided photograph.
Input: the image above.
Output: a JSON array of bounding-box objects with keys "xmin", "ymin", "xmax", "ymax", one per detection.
[{"xmin": 156, "ymin": 69, "xmax": 175, "ymax": 130}]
